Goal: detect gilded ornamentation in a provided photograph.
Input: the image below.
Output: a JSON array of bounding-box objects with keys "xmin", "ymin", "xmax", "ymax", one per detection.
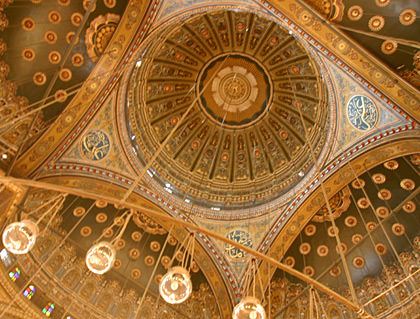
[
  {"xmin": 344, "ymin": 216, "xmax": 357, "ymax": 227},
  {"xmin": 376, "ymin": 0, "xmax": 391, "ymax": 7},
  {"xmin": 381, "ymin": 40, "xmax": 398, "ymax": 55},
  {"xmin": 312, "ymin": 188, "xmax": 351, "ymax": 222},
  {"xmin": 224, "ymin": 230, "xmax": 253, "ymax": 259},
  {"xmin": 399, "ymin": 9, "xmax": 417, "ymax": 26},
  {"xmin": 376, "ymin": 206, "xmax": 389, "ymax": 218},
  {"xmin": 400, "ymin": 178, "xmax": 415, "ymax": 190},
  {"xmin": 133, "ymin": 212, "xmax": 167, "ymax": 235},
  {"xmin": 353, "ymin": 256, "xmax": 366, "ymax": 269},
  {"xmin": 33, "ymin": 72, "xmax": 46, "ymax": 85},
  {"xmin": 84, "ymin": 13, "xmax": 120, "ymax": 63},
  {"xmin": 48, "ymin": 10, "xmax": 61, "ymax": 24},
  {"xmin": 402, "ymin": 201, "xmax": 416, "ymax": 213},
  {"xmin": 44, "ymin": 30, "xmax": 57, "ymax": 44},
  {"xmin": 372, "ymin": 173, "xmax": 386, "ymax": 184},
  {"xmin": 346, "ymin": 95, "xmax": 378, "ymax": 131},
  {"xmin": 81, "ymin": 130, "xmax": 110, "ymax": 161},
  {"xmin": 317, "ymin": 245, "xmax": 329, "ymax": 257},
  {"xmin": 348, "ymin": 5, "xmax": 363, "ymax": 21},
  {"xmin": 368, "ymin": 15, "xmax": 385, "ymax": 32},
  {"xmin": 22, "ymin": 48, "xmax": 35, "ymax": 61}
]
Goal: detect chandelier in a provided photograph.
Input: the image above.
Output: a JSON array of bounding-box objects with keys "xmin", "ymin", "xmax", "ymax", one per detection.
[
  {"xmin": 232, "ymin": 258, "xmax": 266, "ymax": 319},
  {"xmin": 159, "ymin": 232, "xmax": 195, "ymax": 304},
  {"xmin": 2, "ymin": 194, "xmax": 66, "ymax": 255},
  {"xmin": 86, "ymin": 209, "xmax": 133, "ymax": 274}
]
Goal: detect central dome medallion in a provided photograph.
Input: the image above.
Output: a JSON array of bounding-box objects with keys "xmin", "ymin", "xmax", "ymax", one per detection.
[
  {"xmin": 126, "ymin": 10, "xmax": 329, "ymax": 217},
  {"xmin": 198, "ymin": 54, "xmax": 272, "ymax": 128}
]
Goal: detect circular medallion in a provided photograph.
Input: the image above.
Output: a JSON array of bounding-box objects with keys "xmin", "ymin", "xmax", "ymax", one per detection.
[
  {"xmin": 197, "ymin": 54, "xmax": 272, "ymax": 129},
  {"xmin": 225, "ymin": 230, "xmax": 253, "ymax": 259},
  {"xmin": 352, "ymin": 234, "xmax": 363, "ymax": 244},
  {"xmin": 71, "ymin": 13, "xmax": 83, "ymax": 27},
  {"xmin": 317, "ymin": 245, "xmax": 329, "ymax": 257},
  {"xmin": 154, "ymin": 274, "xmax": 162, "ymax": 285},
  {"xmin": 352, "ymin": 178, "xmax": 365, "ymax": 189},
  {"xmin": 381, "ymin": 40, "xmax": 398, "ymax": 55},
  {"xmin": 191, "ymin": 261, "xmax": 200, "ymax": 273},
  {"xmin": 353, "ymin": 256, "xmax": 365, "ymax": 269},
  {"xmin": 375, "ymin": 243, "xmax": 387, "ymax": 256},
  {"xmin": 44, "ymin": 30, "xmax": 57, "ymax": 44},
  {"xmin": 48, "ymin": 10, "xmax": 61, "ymax": 24},
  {"xmin": 392, "ymin": 223, "xmax": 405, "ymax": 236},
  {"xmin": 129, "ymin": 248, "xmax": 140, "ymax": 260},
  {"xmin": 150, "ymin": 241, "xmax": 161, "ymax": 252},
  {"xmin": 366, "ymin": 221, "xmax": 377, "ymax": 231},
  {"xmin": 145, "ymin": 255, "xmax": 155, "ymax": 266},
  {"xmin": 131, "ymin": 231, "xmax": 142, "ymax": 242},
  {"xmin": 73, "ymin": 206, "xmax": 85, "ymax": 217},
  {"xmin": 372, "ymin": 173, "xmax": 386, "ymax": 184},
  {"xmin": 299, "ymin": 242, "xmax": 311, "ymax": 255},
  {"xmin": 161, "ymin": 256, "xmax": 171, "ymax": 269},
  {"xmin": 66, "ymin": 31, "xmax": 77, "ymax": 44},
  {"xmin": 59, "ymin": 68, "xmax": 72, "ymax": 82},
  {"xmin": 345, "ymin": 216, "xmax": 358, "ymax": 228},
  {"xmin": 54, "ymin": 89, "xmax": 68, "ymax": 103},
  {"xmin": 102, "ymin": 228, "xmax": 114, "ymax": 238},
  {"xmin": 22, "ymin": 48, "xmax": 35, "ymax": 61},
  {"xmin": 410, "ymin": 154, "xmax": 420, "ymax": 165},
  {"xmin": 114, "ymin": 259, "xmax": 122, "ymax": 269},
  {"xmin": 400, "ymin": 178, "xmax": 415, "ymax": 190},
  {"xmin": 284, "ymin": 256, "xmax": 295, "ymax": 267},
  {"xmin": 384, "ymin": 160, "xmax": 399, "ymax": 170},
  {"xmin": 83, "ymin": 0, "xmax": 96, "ymax": 11},
  {"xmin": 104, "ymin": 0, "xmax": 116, "ymax": 8},
  {"xmin": 347, "ymin": 95, "xmax": 378, "ymax": 130},
  {"xmin": 328, "ymin": 226, "xmax": 339, "ymax": 237},
  {"xmin": 376, "ymin": 0, "xmax": 391, "ymax": 7},
  {"xmin": 115, "ymin": 239, "xmax": 125, "ymax": 250},
  {"xmin": 336, "ymin": 243, "xmax": 348, "ymax": 254},
  {"xmin": 304, "ymin": 224, "xmax": 317, "ymax": 236},
  {"xmin": 399, "ymin": 9, "xmax": 417, "ymax": 26},
  {"xmin": 378, "ymin": 189, "xmax": 392, "ymax": 200},
  {"xmin": 168, "ymin": 236, "xmax": 177, "ymax": 246},
  {"xmin": 58, "ymin": 0, "xmax": 70, "ymax": 6},
  {"xmin": 22, "ymin": 17, "xmax": 35, "ymax": 31},
  {"xmin": 402, "ymin": 201, "xmax": 416, "ymax": 213},
  {"xmin": 81, "ymin": 130, "xmax": 110, "ymax": 160},
  {"xmin": 357, "ymin": 197, "xmax": 370, "ymax": 209},
  {"xmin": 375, "ymin": 206, "xmax": 390, "ymax": 218},
  {"xmin": 95, "ymin": 212, "xmax": 108, "ymax": 223},
  {"xmin": 80, "ymin": 226, "xmax": 92, "ymax": 237},
  {"xmin": 95, "ymin": 200, "xmax": 108, "ymax": 208},
  {"xmin": 347, "ymin": 6, "xmax": 363, "ymax": 21},
  {"xmin": 33, "ymin": 72, "xmax": 46, "ymax": 86},
  {"xmin": 330, "ymin": 266, "xmax": 342, "ymax": 277},
  {"xmin": 368, "ymin": 16, "xmax": 385, "ymax": 32},
  {"xmin": 48, "ymin": 51, "xmax": 61, "ymax": 64},
  {"xmin": 71, "ymin": 53, "xmax": 84, "ymax": 67},
  {"xmin": 131, "ymin": 268, "xmax": 141, "ymax": 280},
  {"xmin": 303, "ymin": 266, "xmax": 315, "ymax": 277}
]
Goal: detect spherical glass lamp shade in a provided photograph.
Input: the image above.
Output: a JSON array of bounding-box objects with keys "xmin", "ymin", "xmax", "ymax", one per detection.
[
  {"xmin": 232, "ymin": 296, "xmax": 266, "ymax": 319},
  {"xmin": 85, "ymin": 241, "xmax": 116, "ymax": 274},
  {"xmin": 159, "ymin": 266, "xmax": 192, "ymax": 304},
  {"xmin": 2, "ymin": 220, "xmax": 38, "ymax": 255}
]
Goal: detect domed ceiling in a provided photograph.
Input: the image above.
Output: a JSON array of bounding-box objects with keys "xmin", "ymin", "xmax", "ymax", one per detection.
[{"xmin": 125, "ymin": 10, "xmax": 329, "ymax": 215}]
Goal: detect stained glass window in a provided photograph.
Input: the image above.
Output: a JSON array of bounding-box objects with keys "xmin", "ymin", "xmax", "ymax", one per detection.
[
  {"xmin": 42, "ymin": 303, "xmax": 54, "ymax": 317},
  {"xmin": 23, "ymin": 285, "xmax": 36, "ymax": 300},
  {"xmin": 8, "ymin": 267, "xmax": 20, "ymax": 281},
  {"xmin": 0, "ymin": 248, "xmax": 12, "ymax": 267}
]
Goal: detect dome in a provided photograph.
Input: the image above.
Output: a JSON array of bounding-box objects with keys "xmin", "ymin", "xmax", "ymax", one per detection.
[{"xmin": 125, "ymin": 10, "xmax": 329, "ymax": 217}]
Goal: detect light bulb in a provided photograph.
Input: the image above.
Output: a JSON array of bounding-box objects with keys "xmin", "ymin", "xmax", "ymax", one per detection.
[
  {"xmin": 232, "ymin": 296, "xmax": 266, "ymax": 319},
  {"xmin": 2, "ymin": 220, "xmax": 38, "ymax": 255},
  {"xmin": 159, "ymin": 266, "xmax": 192, "ymax": 304},
  {"xmin": 85, "ymin": 241, "xmax": 116, "ymax": 274}
]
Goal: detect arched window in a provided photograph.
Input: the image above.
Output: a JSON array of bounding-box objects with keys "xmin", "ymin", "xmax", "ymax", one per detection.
[
  {"xmin": 23, "ymin": 285, "xmax": 36, "ymax": 300},
  {"xmin": 8, "ymin": 267, "xmax": 20, "ymax": 282},
  {"xmin": 42, "ymin": 303, "xmax": 54, "ymax": 317}
]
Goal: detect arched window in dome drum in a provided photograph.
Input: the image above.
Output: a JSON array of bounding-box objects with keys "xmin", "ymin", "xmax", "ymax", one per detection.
[
  {"xmin": 8, "ymin": 267, "xmax": 20, "ymax": 281},
  {"xmin": 23, "ymin": 285, "xmax": 36, "ymax": 300}
]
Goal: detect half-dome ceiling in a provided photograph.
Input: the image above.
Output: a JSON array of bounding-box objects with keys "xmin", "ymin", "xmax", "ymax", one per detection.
[{"xmin": 126, "ymin": 10, "xmax": 329, "ymax": 214}]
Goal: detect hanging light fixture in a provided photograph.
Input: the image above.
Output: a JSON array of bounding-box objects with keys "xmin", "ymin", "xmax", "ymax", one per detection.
[
  {"xmin": 2, "ymin": 220, "xmax": 38, "ymax": 255},
  {"xmin": 159, "ymin": 233, "xmax": 195, "ymax": 304},
  {"xmin": 85, "ymin": 210, "xmax": 133, "ymax": 274},
  {"xmin": 233, "ymin": 259, "xmax": 266, "ymax": 319},
  {"xmin": 2, "ymin": 194, "xmax": 66, "ymax": 255}
]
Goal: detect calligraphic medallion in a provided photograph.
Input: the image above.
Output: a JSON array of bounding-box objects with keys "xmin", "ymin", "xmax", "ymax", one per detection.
[
  {"xmin": 346, "ymin": 95, "xmax": 378, "ymax": 131},
  {"xmin": 81, "ymin": 130, "xmax": 111, "ymax": 160},
  {"xmin": 224, "ymin": 230, "xmax": 253, "ymax": 260}
]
